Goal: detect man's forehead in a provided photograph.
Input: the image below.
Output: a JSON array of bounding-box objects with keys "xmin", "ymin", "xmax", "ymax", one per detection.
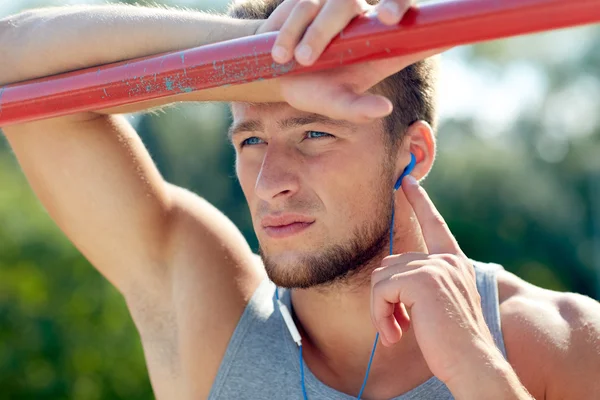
[{"xmin": 230, "ymin": 102, "xmax": 301, "ymax": 121}]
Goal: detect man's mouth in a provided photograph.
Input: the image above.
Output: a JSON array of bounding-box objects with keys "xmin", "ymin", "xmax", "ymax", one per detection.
[{"xmin": 261, "ymin": 214, "xmax": 315, "ymax": 239}]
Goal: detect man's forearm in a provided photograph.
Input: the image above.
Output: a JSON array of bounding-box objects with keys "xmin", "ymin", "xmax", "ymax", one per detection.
[
  {"xmin": 445, "ymin": 347, "xmax": 533, "ymax": 400},
  {"xmin": 0, "ymin": 4, "xmax": 261, "ymax": 87}
]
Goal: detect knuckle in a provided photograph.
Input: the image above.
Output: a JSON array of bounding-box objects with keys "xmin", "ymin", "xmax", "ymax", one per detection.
[
  {"xmin": 372, "ymin": 279, "xmax": 388, "ymax": 294},
  {"xmin": 417, "ymin": 266, "xmax": 442, "ymax": 287},
  {"xmin": 296, "ymin": 0, "xmax": 321, "ymax": 15},
  {"xmin": 303, "ymin": 24, "xmax": 329, "ymax": 45},
  {"xmin": 438, "ymin": 253, "xmax": 460, "ymax": 267},
  {"xmin": 381, "ymin": 255, "xmax": 399, "ymax": 267},
  {"xmin": 371, "ymin": 267, "xmax": 386, "ymax": 284},
  {"xmin": 405, "ymin": 260, "xmax": 423, "ymax": 270}
]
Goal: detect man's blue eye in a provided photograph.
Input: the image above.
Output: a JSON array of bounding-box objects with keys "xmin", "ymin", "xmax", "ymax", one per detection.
[
  {"xmin": 306, "ymin": 131, "xmax": 332, "ymax": 139},
  {"xmin": 241, "ymin": 137, "xmax": 264, "ymax": 147}
]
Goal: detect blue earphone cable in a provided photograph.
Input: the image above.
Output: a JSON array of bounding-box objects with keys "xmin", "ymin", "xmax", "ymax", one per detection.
[
  {"xmin": 280, "ymin": 154, "xmax": 416, "ymax": 400},
  {"xmin": 299, "ymin": 346, "xmax": 308, "ymax": 400}
]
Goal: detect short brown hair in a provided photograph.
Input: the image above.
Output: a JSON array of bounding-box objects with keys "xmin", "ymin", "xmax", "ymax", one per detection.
[{"xmin": 227, "ymin": 0, "xmax": 439, "ymax": 145}]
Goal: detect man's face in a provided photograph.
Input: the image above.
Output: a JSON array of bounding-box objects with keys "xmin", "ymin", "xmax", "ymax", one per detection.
[{"xmin": 230, "ymin": 102, "xmax": 397, "ymax": 289}]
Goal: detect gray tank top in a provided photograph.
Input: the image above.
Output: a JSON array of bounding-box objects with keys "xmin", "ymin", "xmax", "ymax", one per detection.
[{"xmin": 209, "ymin": 261, "xmax": 507, "ymax": 400}]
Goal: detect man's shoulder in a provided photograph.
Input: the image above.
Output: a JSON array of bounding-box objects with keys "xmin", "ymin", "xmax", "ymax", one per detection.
[{"xmin": 496, "ymin": 269, "xmax": 600, "ymax": 398}]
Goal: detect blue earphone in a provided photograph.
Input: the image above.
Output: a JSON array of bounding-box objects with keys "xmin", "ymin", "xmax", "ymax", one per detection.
[{"xmin": 394, "ymin": 152, "xmax": 417, "ymax": 191}]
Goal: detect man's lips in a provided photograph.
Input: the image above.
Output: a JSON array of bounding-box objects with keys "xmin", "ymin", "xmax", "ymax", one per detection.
[
  {"xmin": 261, "ymin": 214, "xmax": 315, "ymax": 239},
  {"xmin": 261, "ymin": 214, "xmax": 315, "ymax": 228}
]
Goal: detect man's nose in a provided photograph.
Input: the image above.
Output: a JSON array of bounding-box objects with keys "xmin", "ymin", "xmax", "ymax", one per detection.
[{"xmin": 255, "ymin": 145, "xmax": 300, "ymax": 202}]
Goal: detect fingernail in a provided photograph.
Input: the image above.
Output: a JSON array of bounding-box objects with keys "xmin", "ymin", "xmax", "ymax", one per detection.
[
  {"xmin": 296, "ymin": 44, "xmax": 313, "ymax": 64},
  {"xmin": 383, "ymin": 2, "xmax": 401, "ymax": 19},
  {"xmin": 364, "ymin": 109, "xmax": 390, "ymax": 119},
  {"xmin": 405, "ymin": 175, "xmax": 418, "ymax": 186},
  {"xmin": 272, "ymin": 45, "xmax": 288, "ymax": 62}
]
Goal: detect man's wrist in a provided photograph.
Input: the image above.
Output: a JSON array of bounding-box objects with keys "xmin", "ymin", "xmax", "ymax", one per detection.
[{"xmin": 445, "ymin": 345, "xmax": 531, "ymax": 400}]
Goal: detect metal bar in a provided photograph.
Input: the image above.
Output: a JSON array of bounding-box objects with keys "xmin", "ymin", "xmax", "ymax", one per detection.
[{"xmin": 0, "ymin": 0, "xmax": 599, "ymax": 126}]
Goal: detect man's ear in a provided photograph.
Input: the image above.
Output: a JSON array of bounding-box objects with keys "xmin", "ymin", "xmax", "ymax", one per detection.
[{"xmin": 397, "ymin": 120, "xmax": 436, "ymax": 181}]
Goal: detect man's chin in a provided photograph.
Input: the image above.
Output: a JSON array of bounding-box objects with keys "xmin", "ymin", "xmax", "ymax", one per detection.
[
  {"xmin": 258, "ymin": 251, "xmax": 310, "ymax": 288},
  {"xmin": 258, "ymin": 248, "xmax": 374, "ymax": 290}
]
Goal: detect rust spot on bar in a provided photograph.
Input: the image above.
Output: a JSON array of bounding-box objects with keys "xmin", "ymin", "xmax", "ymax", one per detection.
[{"xmin": 165, "ymin": 78, "xmax": 175, "ymax": 91}]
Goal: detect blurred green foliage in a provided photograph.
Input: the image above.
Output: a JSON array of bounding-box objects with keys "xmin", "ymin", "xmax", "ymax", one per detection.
[{"xmin": 1, "ymin": 0, "xmax": 600, "ymax": 399}]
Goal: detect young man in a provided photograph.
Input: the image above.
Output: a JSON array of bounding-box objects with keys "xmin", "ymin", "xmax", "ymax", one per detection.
[{"xmin": 1, "ymin": 0, "xmax": 599, "ymax": 399}]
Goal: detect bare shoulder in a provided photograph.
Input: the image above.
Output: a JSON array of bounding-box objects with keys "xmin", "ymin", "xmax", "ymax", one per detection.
[{"xmin": 496, "ymin": 269, "xmax": 600, "ymax": 399}]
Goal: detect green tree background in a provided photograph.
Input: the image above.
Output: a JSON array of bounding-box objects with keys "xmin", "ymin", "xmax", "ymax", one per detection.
[{"xmin": 1, "ymin": 1, "xmax": 599, "ymax": 398}]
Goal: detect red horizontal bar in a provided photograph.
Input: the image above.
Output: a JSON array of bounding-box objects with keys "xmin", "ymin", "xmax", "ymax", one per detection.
[{"xmin": 0, "ymin": 0, "xmax": 599, "ymax": 126}]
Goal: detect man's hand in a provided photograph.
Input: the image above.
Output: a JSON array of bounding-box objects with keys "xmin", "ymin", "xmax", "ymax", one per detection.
[
  {"xmin": 259, "ymin": 0, "xmax": 415, "ymax": 66},
  {"xmin": 371, "ymin": 176, "xmax": 531, "ymax": 398},
  {"xmin": 257, "ymin": 0, "xmax": 443, "ymax": 123}
]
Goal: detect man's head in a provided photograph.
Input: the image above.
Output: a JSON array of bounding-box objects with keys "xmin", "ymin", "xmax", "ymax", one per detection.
[{"xmin": 228, "ymin": 0, "xmax": 439, "ymax": 289}]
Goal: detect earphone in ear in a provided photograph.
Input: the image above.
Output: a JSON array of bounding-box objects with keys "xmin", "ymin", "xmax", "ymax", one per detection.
[{"xmin": 393, "ymin": 153, "xmax": 417, "ymax": 191}]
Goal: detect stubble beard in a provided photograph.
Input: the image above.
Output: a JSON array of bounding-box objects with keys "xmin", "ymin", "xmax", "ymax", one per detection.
[{"xmin": 259, "ymin": 172, "xmax": 395, "ymax": 290}]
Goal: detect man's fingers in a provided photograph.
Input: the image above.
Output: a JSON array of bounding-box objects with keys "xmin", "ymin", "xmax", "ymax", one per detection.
[
  {"xmin": 373, "ymin": 296, "xmax": 402, "ymax": 346},
  {"xmin": 402, "ymin": 175, "xmax": 462, "ymax": 255},
  {"xmin": 295, "ymin": 0, "xmax": 366, "ymax": 65},
  {"xmin": 394, "ymin": 302, "xmax": 411, "ymax": 338},
  {"xmin": 375, "ymin": 0, "xmax": 415, "ymax": 25},
  {"xmin": 284, "ymin": 80, "xmax": 392, "ymax": 122},
  {"xmin": 257, "ymin": 0, "xmax": 301, "ymax": 34},
  {"xmin": 371, "ymin": 268, "xmax": 420, "ymax": 345},
  {"xmin": 272, "ymin": 0, "xmax": 323, "ymax": 64},
  {"xmin": 325, "ymin": 91, "xmax": 392, "ymax": 122},
  {"xmin": 373, "ymin": 252, "xmax": 427, "ymax": 285},
  {"xmin": 347, "ymin": 93, "xmax": 393, "ymax": 121}
]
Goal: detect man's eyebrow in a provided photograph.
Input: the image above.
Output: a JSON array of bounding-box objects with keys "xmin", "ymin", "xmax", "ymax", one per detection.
[
  {"xmin": 228, "ymin": 114, "xmax": 356, "ymax": 141},
  {"xmin": 278, "ymin": 114, "xmax": 356, "ymax": 131},
  {"xmin": 228, "ymin": 120, "xmax": 264, "ymax": 142}
]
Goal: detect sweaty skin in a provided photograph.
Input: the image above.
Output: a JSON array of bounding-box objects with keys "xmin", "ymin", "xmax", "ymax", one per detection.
[{"xmin": 0, "ymin": 1, "xmax": 599, "ymax": 399}]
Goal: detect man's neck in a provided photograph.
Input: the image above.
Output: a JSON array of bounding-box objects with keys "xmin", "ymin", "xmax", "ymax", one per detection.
[{"xmin": 288, "ymin": 228, "xmax": 434, "ymax": 398}]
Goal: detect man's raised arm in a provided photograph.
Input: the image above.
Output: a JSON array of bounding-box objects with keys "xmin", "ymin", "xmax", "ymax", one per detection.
[{"xmin": 0, "ymin": 4, "xmax": 268, "ymax": 295}]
